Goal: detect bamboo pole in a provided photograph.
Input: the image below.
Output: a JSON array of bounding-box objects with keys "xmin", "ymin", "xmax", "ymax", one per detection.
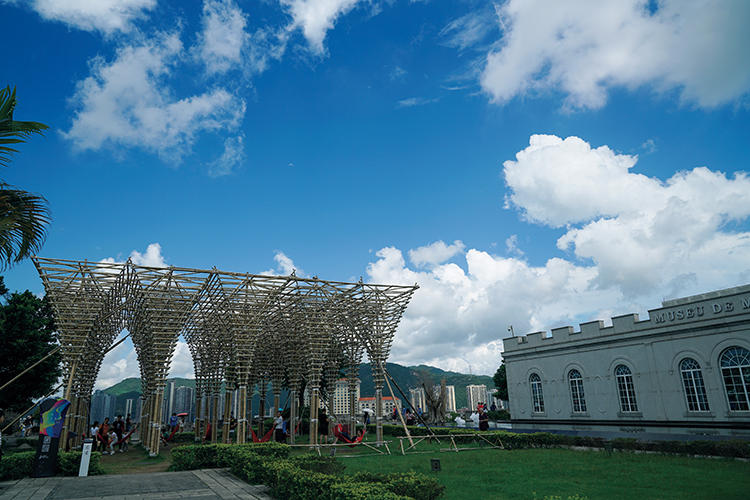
[
  {"xmin": 237, "ymin": 385, "xmax": 247, "ymax": 444},
  {"xmin": 210, "ymin": 394, "xmax": 219, "ymax": 443},
  {"xmin": 222, "ymin": 389, "xmax": 232, "ymax": 444},
  {"xmin": 384, "ymin": 370, "xmax": 413, "ymax": 447}
]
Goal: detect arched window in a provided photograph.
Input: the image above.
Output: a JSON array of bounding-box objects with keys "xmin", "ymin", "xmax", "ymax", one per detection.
[
  {"xmin": 615, "ymin": 365, "xmax": 638, "ymax": 412},
  {"xmin": 680, "ymin": 358, "xmax": 709, "ymax": 412},
  {"xmin": 720, "ymin": 346, "xmax": 750, "ymax": 411},
  {"xmin": 568, "ymin": 369, "xmax": 587, "ymax": 413},
  {"xmin": 529, "ymin": 373, "xmax": 544, "ymax": 413}
]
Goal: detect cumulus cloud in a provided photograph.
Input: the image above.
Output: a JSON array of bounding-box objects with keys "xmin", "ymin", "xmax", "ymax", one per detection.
[
  {"xmin": 260, "ymin": 251, "xmax": 304, "ymax": 276},
  {"xmin": 196, "ymin": 0, "xmax": 249, "ymax": 75},
  {"xmin": 208, "ymin": 135, "xmax": 245, "ymax": 177},
  {"xmin": 101, "ymin": 242, "xmax": 167, "ymax": 268},
  {"xmin": 367, "ymin": 246, "xmax": 620, "ymax": 375},
  {"xmin": 26, "ymin": 0, "xmax": 156, "ymax": 34},
  {"xmin": 280, "ymin": 0, "xmax": 361, "ymax": 54},
  {"xmin": 504, "ymin": 135, "xmax": 750, "ymax": 296},
  {"xmin": 480, "ymin": 0, "xmax": 750, "ymax": 109},
  {"xmin": 95, "ymin": 337, "xmax": 195, "ymax": 389},
  {"xmin": 63, "ymin": 33, "xmax": 246, "ymax": 163},
  {"xmin": 408, "ymin": 240, "xmax": 465, "ymax": 267},
  {"xmin": 362, "ymin": 134, "xmax": 750, "ymax": 374}
]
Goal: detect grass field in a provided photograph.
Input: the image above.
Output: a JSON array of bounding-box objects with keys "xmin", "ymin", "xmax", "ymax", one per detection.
[{"xmin": 339, "ymin": 444, "xmax": 750, "ymax": 500}]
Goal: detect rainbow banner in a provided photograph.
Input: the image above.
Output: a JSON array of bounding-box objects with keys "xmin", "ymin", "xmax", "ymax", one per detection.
[{"xmin": 39, "ymin": 398, "xmax": 70, "ymax": 438}]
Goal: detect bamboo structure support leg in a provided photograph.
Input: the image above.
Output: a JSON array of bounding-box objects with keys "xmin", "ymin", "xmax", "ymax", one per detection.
[
  {"xmin": 222, "ymin": 390, "xmax": 232, "ymax": 444},
  {"xmin": 375, "ymin": 387, "xmax": 383, "ymax": 445},
  {"xmin": 258, "ymin": 390, "xmax": 266, "ymax": 436},
  {"xmin": 237, "ymin": 385, "xmax": 247, "ymax": 444},
  {"xmin": 289, "ymin": 389, "xmax": 297, "ymax": 445},
  {"xmin": 210, "ymin": 394, "xmax": 219, "ymax": 443},
  {"xmin": 150, "ymin": 386, "xmax": 165, "ymax": 456},
  {"xmin": 309, "ymin": 387, "xmax": 320, "ymax": 446}
]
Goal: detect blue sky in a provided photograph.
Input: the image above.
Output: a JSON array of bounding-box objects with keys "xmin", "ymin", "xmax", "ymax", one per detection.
[{"xmin": 2, "ymin": 0, "xmax": 749, "ymax": 384}]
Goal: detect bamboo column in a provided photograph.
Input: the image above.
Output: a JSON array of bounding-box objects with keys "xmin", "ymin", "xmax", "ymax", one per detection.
[
  {"xmin": 222, "ymin": 389, "xmax": 233, "ymax": 443},
  {"xmin": 237, "ymin": 385, "xmax": 247, "ymax": 444},
  {"xmin": 309, "ymin": 388, "xmax": 320, "ymax": 445},
  {"xmin": 210, "ymin": 393, "xmax": 219, "ymax": 443}
]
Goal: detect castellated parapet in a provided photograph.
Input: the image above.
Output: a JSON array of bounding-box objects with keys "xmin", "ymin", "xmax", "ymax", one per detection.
[{"xmin": 503, "ymin": 284, "xmax": 750, "ymax": 353}]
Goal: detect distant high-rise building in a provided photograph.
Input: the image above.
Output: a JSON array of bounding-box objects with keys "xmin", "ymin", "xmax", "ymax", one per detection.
[
  {"xmin": 331, "ymin": 378, "xmax": 359, "ymax": 415},
  {"xmin": 466, "ymin": 384, "xmax": 488, "ymax": 410},
  {"xmin": 409, "ymin": 387, "xmax": 426, "ymax": 412},
  {"xmin": 445, "ymin": 385, "xmax": 456, "ymax": 412},
  {"xmin": 125, "ymin": 399, "xmax": 134, "ymax": 419},
  {"xmin": 174, "ymin": 386, "xmax": 196, "ymax": 421},
  {"xmin": 90, "ymin": 390, "xmax": 117, "ymax": 424}
]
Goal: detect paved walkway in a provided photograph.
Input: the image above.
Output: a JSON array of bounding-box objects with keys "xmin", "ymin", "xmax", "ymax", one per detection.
[{"xmin": 0, "ymin": 469, "xmax": 271, "ymax": 500}]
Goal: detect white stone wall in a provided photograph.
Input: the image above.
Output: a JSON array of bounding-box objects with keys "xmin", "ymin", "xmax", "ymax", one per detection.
[{"xmin": 502, "ymin": 284, "xmax": 750, "ymax": 434}]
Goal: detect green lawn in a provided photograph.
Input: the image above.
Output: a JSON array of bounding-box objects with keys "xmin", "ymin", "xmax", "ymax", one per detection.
[{"xmin": 340, "ymin": 446, "xmax": 750, "ymax": 500}]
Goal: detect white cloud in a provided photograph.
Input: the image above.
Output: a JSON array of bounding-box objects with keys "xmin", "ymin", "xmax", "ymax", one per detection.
[
  {"xmin": 101, "ymin": 242, "xmax": 167, "ymax": 268},
  {"xmin": 408, "ymin": 240, "xmax": 465, "ymax": 267},
  {"xmin": 364, "ymin": 134, "xmax": 750, "ymax": 375},
  {"xmin": 439, "ymin": 6, "xmax": 498, "ymax": 52},
  {"xmin": 396, "ymin": 97, "xmax": 440, "ymax": 108},
  {"xmin": 480, "ymin": 0, "xmax": 750, "ymax": 109},
  {"xmin": 367, "ymin": 245, "xmax": 620, "ymax": 375},
  {"xmin": 28, "ymin": 0, "xmax": 156, "ymax": 34},
  {"xmin": 505, "ymin": 134, "xmax": 750, "ymax": 295},
  {"xmin": 208, "ymin": 135, "xmax": 245, "ymax": 177},
  {"xmin": 260, "ymin": 251, "xmax": 304, "ymax": 276},
  {"xmin": 196, "ymin": 0, "xmax": 249, "ymax": 75},
  {"xmin": 280, "ymin": 0, "xmax": 361, "ymax": 54},
  {"xmin": 63, "ymin": 33, "xmax": 246, "ymax": 163}
]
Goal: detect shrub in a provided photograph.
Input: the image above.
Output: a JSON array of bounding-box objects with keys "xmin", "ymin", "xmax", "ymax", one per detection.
[
  {"xmin": 288, "ymin": 454, "xmax": 345, "ymax": 475},
  {"xmin": 0, "ymin": 451, "xmax": 33, "ymax": 480},
  {"xmin": 352, "ymin": 471, "xmax": 444, "ymax": 500},
  {"xmin": 0, "ymin": 450, "xmax": 104, "ymax": 481},
  {"xmin": 330, "ymin": 480, "xmax": 410, "ymax": 500},
  {"xmin": 171, "ymin": 442, "xmax": 290, "ymax": 471}
]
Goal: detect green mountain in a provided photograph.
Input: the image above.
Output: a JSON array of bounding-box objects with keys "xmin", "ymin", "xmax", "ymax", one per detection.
[
  {"xmin": 357, "ymin": 363, "xmax": 494, "ymax": 410},
  {"xmin": 100, "ymin": 364, "xmax": 495, "ymax": 411},
  {"xmin": 103, "ymin": 377, "xmax": 196, "ymax": 396}
]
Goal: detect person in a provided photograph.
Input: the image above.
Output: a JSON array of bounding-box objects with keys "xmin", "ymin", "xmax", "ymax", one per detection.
[
  {"xmin": 125, "ymin": 414, "xmax": 132, "ymax": 433},
  {"xmin": 490, "ymin": 402, "xmax": 497, "ymax": 412},
  {"xmin": 274, "ymin": 410, "xmax": 285, "ymax": 443},
  {"xmin": 108, "ymin": 429, "xmax": 118, "ymax": 455},
  {"xmin": 318, "ymin": 410, "xmax": 329, "ymax": 444},
  {"xmin": 364, "ymin": 411, "xmax": 370, "ymax": 426},
  {"xmin": 0, "ymin": 408, "xmax": 5, "ymax": 463},
  {"xmin": 97, "ymin": 417, "xmax": 110, "ymax": 451},
  {"xmin": 90, "ymin": 421, "xmax": 99, "ymax": 452},
  {"xmin": 160, "ymin": 425, "xmax": 171, "ymax": 447},
  {"xmin": 169, "ymin": 413, "xmax": 179, "ymax": 433},
  {"xmin": 113, "ymin": 415, "xmax": 125, "ymax": 452},
  {"xmin": 479, "ymin": 408, "xmax": 489, "ymax": 431},
  {"xmin": 23, "ymin": 416, "xmax": 32, "ymax": 437},
  {"xmin": 392, "ymin": 407, "xmax": 398, "ymax": 421}
]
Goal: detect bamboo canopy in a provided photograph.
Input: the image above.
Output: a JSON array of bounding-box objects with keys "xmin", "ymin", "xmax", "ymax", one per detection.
[{"xmin": 33, "ymin": 257, "xmax": 417, "ymax": 455}]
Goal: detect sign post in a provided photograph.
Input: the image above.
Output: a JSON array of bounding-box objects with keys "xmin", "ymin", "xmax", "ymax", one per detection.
[{"xmin": 79, "ymin": 439, "xmax": 93, "ymax": 477}]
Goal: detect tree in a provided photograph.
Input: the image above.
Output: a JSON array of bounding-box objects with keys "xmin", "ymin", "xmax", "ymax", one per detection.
[
  {"xmin": 0, "ymin": 86, "xmax": 50, "ymax": 269},
  {"xmin": 493, "ymin": 363, "xmax": 508, "ymax": 402},
  {"xmin": 0, "ymin": 277, "xmax": 61, "ymax": 412}
]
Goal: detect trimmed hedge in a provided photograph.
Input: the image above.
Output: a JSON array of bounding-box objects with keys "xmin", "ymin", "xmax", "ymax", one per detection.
[
  {"xmin": 171, "ymin": 443, "xmax": 441, "ymax": 499},
  {"xmin": 379, "ymin": 424, "xmax": 750, "ymax": 458},
  {"xmin": 0, "ymin": 450, "xmax": 104, "ymax": 481}
]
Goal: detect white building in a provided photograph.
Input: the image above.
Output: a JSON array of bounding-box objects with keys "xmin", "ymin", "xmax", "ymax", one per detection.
[
  {"xmin": 409, "ymin": 387, "xmax": 426, "ymax": 412},
  {"xmin": 502, "ymin": 284, "xmax": 750, "ymax": 438},
  {"xmin": 466, "ymin": 384, "xmax": 488, "ymax": 410},
  {"xmin": 445, "ymin": 385, "xmax": 456, "ymax": 412},
  {"xmin": 331, "ymin": 378, "xmax": 360, "ymax": 416},
  {"xmin": 359, "ymin": 396, "xmax": 401, "ymax": 416}
]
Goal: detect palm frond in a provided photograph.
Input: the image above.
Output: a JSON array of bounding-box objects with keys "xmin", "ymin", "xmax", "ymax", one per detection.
[
  {"xmin": 0, "ymin": 185, "xmax": 51, "ymax": 269},
  {"xmin": 0, "ymin": 86, "xmax": 49, "ymax": 168}
]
